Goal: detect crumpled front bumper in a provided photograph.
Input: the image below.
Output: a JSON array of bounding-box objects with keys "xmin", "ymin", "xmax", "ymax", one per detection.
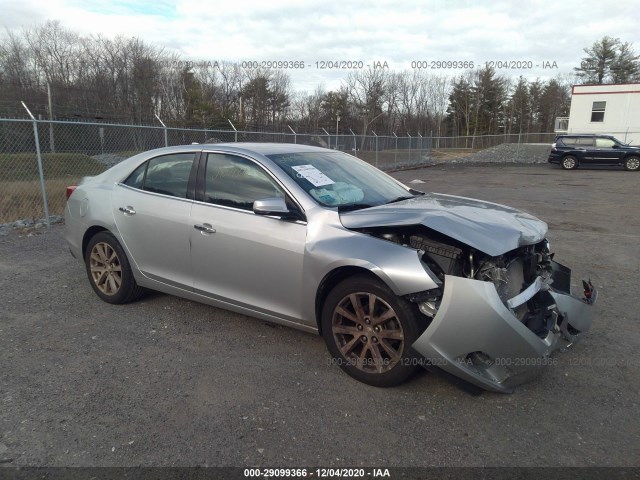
[{"xmin": 411, "ymin": 263, "xmax": 597, "ymax": 393}]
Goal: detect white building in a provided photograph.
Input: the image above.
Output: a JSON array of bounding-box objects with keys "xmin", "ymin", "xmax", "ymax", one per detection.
[{"xmin": 558, "ymin": 83, "xmax": 640, "ymax": 143}]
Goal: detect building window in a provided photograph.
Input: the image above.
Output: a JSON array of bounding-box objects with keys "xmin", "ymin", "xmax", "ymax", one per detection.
[{"xmin": 591, "ymin": 101, "xmax": 606, "ymax": 122}]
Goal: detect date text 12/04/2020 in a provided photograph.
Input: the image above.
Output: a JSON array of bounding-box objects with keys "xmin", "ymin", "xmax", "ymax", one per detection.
[
  {"xmin": 410, "ymin": 60, "xmax": 558, "ymax": 69},
  {"xmin": 156, "ymin": 59, "xmax": 559, "ymax": 71}
]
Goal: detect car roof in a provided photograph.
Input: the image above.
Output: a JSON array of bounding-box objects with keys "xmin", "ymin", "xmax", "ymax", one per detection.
[
  {"xmin": 203, "ymin": 142, "xmax": 332, "ymax": 155},
  {"xmin": 121, "ymin": 143, "xmax": 339, "ymax": 159},
  {"xmin": 556, "ymin": 134, "xmax": 613, "ymax": 138},
  {"xmin": 93, "ymin": 142, "xmax": 347, "ymax": 186}
]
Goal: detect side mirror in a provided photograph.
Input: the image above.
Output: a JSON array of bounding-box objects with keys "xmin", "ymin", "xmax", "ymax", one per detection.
[{"xmin": 253, "ymin": 197, "xmax": 290, "ymax": 216}]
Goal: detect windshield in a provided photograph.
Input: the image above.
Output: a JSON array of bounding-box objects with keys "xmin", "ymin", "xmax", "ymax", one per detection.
[{"xmin": 267, "ymin": 151, "xmax": 416, "ymax": 208}]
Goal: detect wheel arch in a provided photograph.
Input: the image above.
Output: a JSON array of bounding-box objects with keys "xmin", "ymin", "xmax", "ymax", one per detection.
[
  {"xmin": 82, "ymin": 225, "xmax": 109, "ymax": 257},
  {"xmin": 315, "ymin": 266, "xmax": 383, "ymax": 334}
]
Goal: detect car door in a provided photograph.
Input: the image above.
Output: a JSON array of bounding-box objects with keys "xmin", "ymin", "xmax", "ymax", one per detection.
[
  {"xmin": 592, "ymin": 137, "xmax": 622, "ymax": 165},
  {"xmin": 112, "ymin": 152, "xmax": 197, "ymax": 289},
  {"xmin": 575, "ymin": 137, "xmax": 595, "ymax": 163},
  {"xmin": 190, "ymin": 152, "xmax": 307, "ymax": 321}
]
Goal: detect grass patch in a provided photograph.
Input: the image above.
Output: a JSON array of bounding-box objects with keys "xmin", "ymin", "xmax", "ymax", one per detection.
[
  {"xmin": 0, "ymin": 153, "xmax": 110, "ymax": 222},
  {"xmin": 1, "ymin": 178, "xmax": 75, "ymax": 222},
  {"xmin": 0, "ymin": 152, "xmax": 107, "ymax": 182}
]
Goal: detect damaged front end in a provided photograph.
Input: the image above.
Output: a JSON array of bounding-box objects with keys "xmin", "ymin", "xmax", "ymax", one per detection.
[{"xmin": 358, "ymin": 227, "xmax": 597, "ymax": 393}]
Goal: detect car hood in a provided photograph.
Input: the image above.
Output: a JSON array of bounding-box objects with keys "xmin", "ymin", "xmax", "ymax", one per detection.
[{"xmin": 340, "ymin": 193, "xmax": 547, "ymax": 256}]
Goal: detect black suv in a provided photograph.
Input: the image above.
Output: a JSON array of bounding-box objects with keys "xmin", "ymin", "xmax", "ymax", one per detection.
[{"xmin": 548, "ymin": 134, "xmax": 640, "ymax": 171}]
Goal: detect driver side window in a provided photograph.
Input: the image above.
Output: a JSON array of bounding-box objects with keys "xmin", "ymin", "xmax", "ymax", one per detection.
[{"xmin": 204, "ymin": 153, "xmax": 284, "ymax": 211}]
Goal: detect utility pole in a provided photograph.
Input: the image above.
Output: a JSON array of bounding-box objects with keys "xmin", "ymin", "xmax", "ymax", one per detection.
[{"xmin": 47, "ymin": 82, "xmax": 55, "ymax": 153}]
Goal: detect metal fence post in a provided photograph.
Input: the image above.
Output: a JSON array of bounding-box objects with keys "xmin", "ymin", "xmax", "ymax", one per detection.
[
  {"xmin": 228, "ymin": 119, "xmax": 238, "ymax": 142},
  {"xmin": 407, "ymin": 132, "xmax": 412, "ymax": 165},
  {"xmin": 21, "ymin": 102, "xmax": 51, "ymax": 230},
  {"xmin": 393, "ymin": 132, "xmax": 398, "ymax": 169},
  {"xmin": 288, "ymin": 125, "xmax": 297, "ymax": 144},
  {"xmin": 154, "ymin": 114, "xmax": 168, "ymax": 147},
  {"xmin": 321, "ymin": 128, "xmax": 330, "ymax": 149},
  {"xmin": 349, "ymin": 129, "xmax": 357, "ymax": 158},
  {"xmin": 372, "ymin": 131, "xmax": 378, "ymax": 167}
]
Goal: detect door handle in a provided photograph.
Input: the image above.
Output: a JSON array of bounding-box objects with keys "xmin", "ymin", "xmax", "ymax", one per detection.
[
  {"xmin": 119, "ymin": 206, "xmax": 136, "ymax": 215},
  {"xmin": 194, "ymin": 223, "xmax": 216, "ymax": 234}
]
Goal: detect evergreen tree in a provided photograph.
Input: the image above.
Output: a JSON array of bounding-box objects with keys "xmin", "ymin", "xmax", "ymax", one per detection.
[{"xmin": 575, "ymin": 37, "xmax": 640, "ymax": 84}]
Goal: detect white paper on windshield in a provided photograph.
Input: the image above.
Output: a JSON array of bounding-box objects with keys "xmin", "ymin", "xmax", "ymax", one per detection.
[{"xmin": 292, "ymin": 164, "xmax": 335, "ymax": 187}]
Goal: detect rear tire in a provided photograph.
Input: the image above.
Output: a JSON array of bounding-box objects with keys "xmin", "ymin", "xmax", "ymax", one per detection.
[
  {"xmin": 85, "ymin": 231, "xmax": 144, "ymax": 304},
  {"xmin": 321, "ymin": 275, "xmax": 424, "ymax": 387},
  {"xmin": 561, "ymin": 155, "xmax": 578, "ymax": 170},
  {"xmin": 624, "ymin": 156, "xmax": 640, "ymax": 171}
]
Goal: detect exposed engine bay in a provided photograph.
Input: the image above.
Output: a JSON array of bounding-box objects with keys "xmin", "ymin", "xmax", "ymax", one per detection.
[{"xmin": 356, "ymin": 226, "xmax": 593, "ymax": 341}]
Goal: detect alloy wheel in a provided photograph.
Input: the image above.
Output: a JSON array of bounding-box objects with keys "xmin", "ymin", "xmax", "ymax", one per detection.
[
  {"xmin": 89, "ymin": 241, "xmax": 122, "ymax": 295},
  {"xmin": 332, "ymin": 292, "xmax": 405, "ymax": 374},
  {"xmin": 625, "ymin": 157, "xmax": 640, "ymax": 171},
  {"xmin": 562, "ymin": 157, "xmax": 576, "ymax": 169}
]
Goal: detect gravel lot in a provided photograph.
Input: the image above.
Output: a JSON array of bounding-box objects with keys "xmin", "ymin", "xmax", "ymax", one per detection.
[{"xmin": 0, "ymin": 163, "xmax": 638, "ymax": 468}]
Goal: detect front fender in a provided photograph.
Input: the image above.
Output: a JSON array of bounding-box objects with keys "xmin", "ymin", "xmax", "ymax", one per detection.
[{"xmin": 301, "ymin": 223, "xmax": 440, "ymax": 325}]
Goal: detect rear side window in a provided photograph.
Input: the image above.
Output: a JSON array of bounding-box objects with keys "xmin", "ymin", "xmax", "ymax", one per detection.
[
  {"xmin": 123, "ymin": 163, "xmax": 146, "ymax": 188},
  {"xmin": 576, "ymin": 137, "xmax": 594, "ymax": 147},
  {"xmin": 558, "ymin": 137, "xmax": 577, "ymax": 146},
  {"xmin": 122, "ymin": 153, "xmax": 195, "ymax": 198},
  {"xmin": 558, "ymin": 137, "xmax": 593, "ymax": 147}
]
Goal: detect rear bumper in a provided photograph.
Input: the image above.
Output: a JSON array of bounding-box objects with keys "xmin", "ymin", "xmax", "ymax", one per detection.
[{"xmin": 412, "ymin": 267, "xmax": 596, "ymax": 393}]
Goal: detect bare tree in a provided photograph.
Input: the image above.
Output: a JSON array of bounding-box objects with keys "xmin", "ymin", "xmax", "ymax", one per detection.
[{"xmin": 345, "ymin": 68, "xmax": 390, "ymax": 148}]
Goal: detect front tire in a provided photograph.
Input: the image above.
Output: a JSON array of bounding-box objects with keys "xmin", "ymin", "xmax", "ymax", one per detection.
[
  {"xmin": 321, "ymin": 275, "xmax": 424, "ymax": 387},
  {"xmin": 85, "ymin": 231, "xmax": 144, "ymax": 304},
  {"xmin": 561, "ymin": 155, "xmax": 578, "ymax": 170},
  {"xmin": 624, "ymin": 156, "xmax": 640, "ymax": 171}
]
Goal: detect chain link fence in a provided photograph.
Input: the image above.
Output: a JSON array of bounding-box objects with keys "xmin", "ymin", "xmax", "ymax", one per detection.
[{"xmin": 0, "ymin": 117, "xmax": 566, "ymax": 225}]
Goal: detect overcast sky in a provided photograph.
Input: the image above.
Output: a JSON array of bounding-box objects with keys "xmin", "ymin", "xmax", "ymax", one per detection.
[{"xmin": 2, "ymin": 0, "xmax": 639, "ymax": 91}]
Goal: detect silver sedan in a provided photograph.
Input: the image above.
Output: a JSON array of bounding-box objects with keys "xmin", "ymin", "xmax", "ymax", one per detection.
[{"xmin": 64, "ymin": 143, "xmax": 597, "ymax": 392}]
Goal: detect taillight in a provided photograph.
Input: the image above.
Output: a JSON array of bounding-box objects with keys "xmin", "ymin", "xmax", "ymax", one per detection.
[{"xmin": 66, "ymin": 185, "xmax": 77, "ymax": 200}]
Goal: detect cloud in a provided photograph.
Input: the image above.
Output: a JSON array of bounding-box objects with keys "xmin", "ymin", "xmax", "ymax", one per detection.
[{"xmin": 1, "ymin": 0, "xmax": 639, "ymax": 91}]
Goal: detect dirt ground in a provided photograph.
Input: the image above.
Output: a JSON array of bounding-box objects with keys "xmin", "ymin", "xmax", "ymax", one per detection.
[{"xmin": 0, "ymin": 163, "xmax": 638, "ymax": 468}]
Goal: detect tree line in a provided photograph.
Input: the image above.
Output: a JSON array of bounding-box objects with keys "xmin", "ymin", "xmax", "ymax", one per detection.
[{"xmin": 1, "ymin": 21, "xmax": 638, "ymax": 137}]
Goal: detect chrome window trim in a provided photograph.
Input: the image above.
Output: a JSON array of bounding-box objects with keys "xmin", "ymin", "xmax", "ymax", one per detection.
[
  {"xmin": 115, "ymin": 182, "xmax": 195, "ymax": 205},
  {"xmin": 191, "ymin": 197, "xmax": 308, "ymax": 225}
]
